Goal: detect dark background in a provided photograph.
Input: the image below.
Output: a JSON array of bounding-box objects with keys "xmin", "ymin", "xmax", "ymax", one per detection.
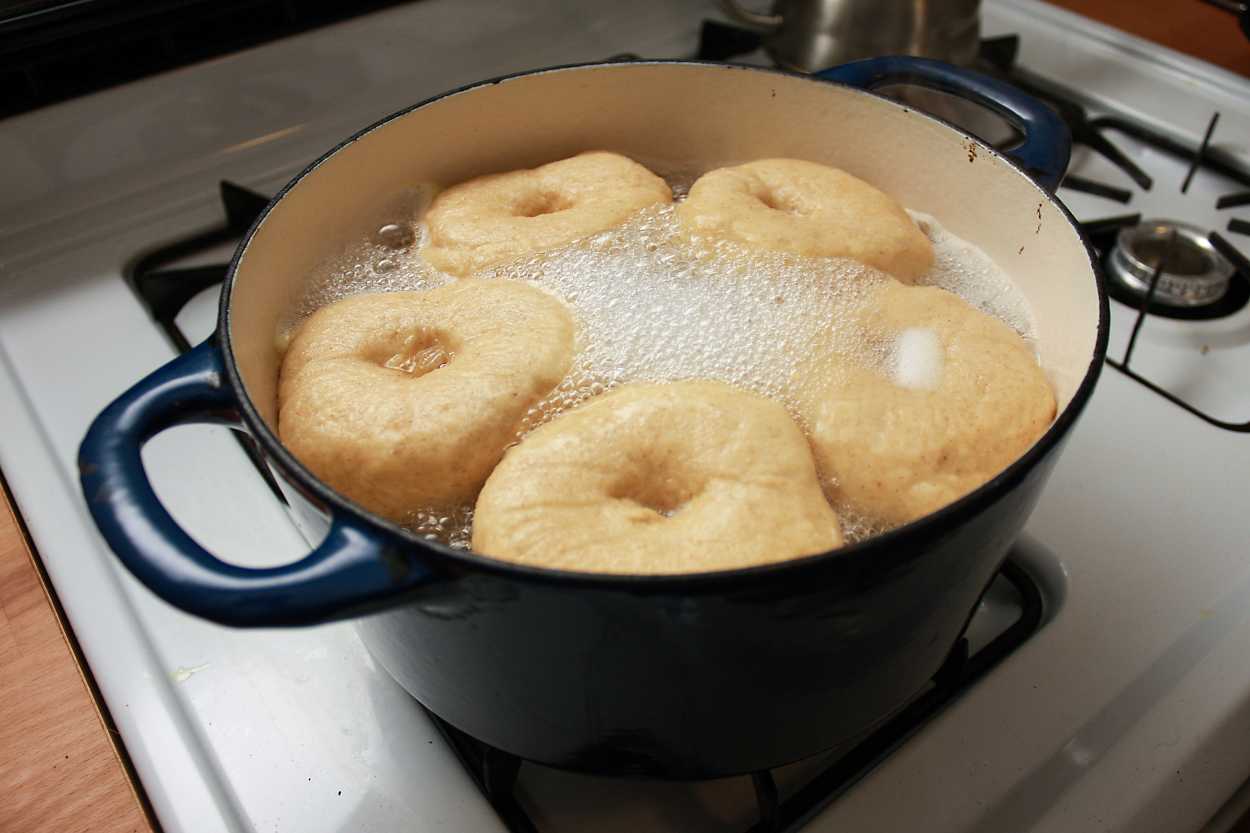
[{"xmin": 0, "ymin": 0, "xmax": 415, "ymax": 119}]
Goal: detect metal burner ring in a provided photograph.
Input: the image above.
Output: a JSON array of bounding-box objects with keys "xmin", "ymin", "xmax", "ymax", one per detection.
[{"xmin": 1108, "ymin": 220, "xmax": 1234, "ymax": 307}]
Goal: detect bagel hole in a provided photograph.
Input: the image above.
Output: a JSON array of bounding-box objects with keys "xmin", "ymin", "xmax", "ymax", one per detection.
[
  {"xmin": 756, "ymin": 189, "xmax": 805, "ymax": 216},
  {"xmin": 374, "ymin": 331, "xmax": 451, "ymax": 377},
  {"xmin": 610, "ymin": 475, "xmax": 696, "ymax": 520},
  {"xmin": 515, "ymin": 191, "xmax": 575, "ymax": 218}
]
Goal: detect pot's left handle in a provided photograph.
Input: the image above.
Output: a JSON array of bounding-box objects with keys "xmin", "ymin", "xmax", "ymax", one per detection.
[
  {"xmin": 816, "ymin": 57, "xmax": 1071, "ymax": 193},
  {"xmin": 78, "ymin": 340, "xmax": 434, "ymax": 627}
]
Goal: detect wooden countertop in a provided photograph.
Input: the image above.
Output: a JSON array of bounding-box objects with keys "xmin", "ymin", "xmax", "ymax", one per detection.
[
  {"xmin": 0, "ymin": 476, "xmax": 153, "ymax": 833},
  {"xmin": 0, "ymin": 5, "xmax": 1245, "ymax": 833},
  {"xmin": 1045, "ymin": 0, "xmax": 1250, "ymax": 78}
]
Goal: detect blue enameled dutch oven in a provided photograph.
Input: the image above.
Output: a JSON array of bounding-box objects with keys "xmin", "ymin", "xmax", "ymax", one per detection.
[{"xmin": 80, "ymin": 58, "xmax": 1106, "ymax": 778}]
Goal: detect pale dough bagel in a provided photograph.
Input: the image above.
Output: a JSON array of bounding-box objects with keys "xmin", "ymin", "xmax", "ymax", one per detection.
[
  {"xmin": 278, "ymin": 280, "xmax": 574, "ymax": 522},
  {"xmin": 472, "ymin": 380, "xmax": 843, "ymax": 574},
  {"xmin": 677, "ymin": 158, "xmax": 933, "ymax": 282},
  {"xmin": 799, "ymin": 282, "xmax": 1055, "ymax": 526},
  {"xmin": 423, "ymin": 151, "xmax": 673, "ymax": 276}
]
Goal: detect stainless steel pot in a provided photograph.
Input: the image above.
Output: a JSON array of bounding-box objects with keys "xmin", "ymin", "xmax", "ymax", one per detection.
[
  {"xmin": 79, "ymin": 58, "xmax": 1106, "ymax": 777},
  {"xmin": 723, "ymin": 0, "xmax": 982, "ymax": 70}
]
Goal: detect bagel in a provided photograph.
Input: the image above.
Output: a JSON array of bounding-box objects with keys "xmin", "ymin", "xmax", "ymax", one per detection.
[
  {"xmin": 278, "ymin": 280, "xmax": 574, "ymax": 521},
  {"xmin": 472, "ymin": 380, "xmax": 843, "ymax": 573},
  {"xmin": 799, "ymin": 282, "xmax": 1055, "ymax": 526},
  {"xmin": 677, "ymin": 158, "xmax": 933, "ymax": 281},
  {"xmin": 423, "ymin": 151, "xmax": 672, "ymax": 276}
]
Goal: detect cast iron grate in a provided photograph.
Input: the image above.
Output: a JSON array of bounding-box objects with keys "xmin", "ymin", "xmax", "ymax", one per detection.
[
  {"xmin": 127, "ymin": 180, "xmax": 268, "ymax": 349},
  {"xmin": 427, "ymin": 558, "xmax": 1044, "ymax": 833},
  {"xmin": 123, "ymin": 180, "xmax": 290, "ymax": 496}
]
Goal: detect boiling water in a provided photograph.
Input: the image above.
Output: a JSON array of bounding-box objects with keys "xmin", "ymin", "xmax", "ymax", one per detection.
[
  {"xmin": 280, "ymin": 174, "xmax": 1038, "ymax": 550},
  {"xmin": 497, "ymin": 207, "xmax": 897, "ymax": 436}
]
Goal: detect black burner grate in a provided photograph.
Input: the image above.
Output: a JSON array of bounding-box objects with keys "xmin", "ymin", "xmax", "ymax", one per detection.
[
  {"xmin": 123, "ymin": 180, "xmax": 293, "ymax": 495},
  {"xmin": 127, "ymin": 180, "xmax": 268, "ymax": 349}
]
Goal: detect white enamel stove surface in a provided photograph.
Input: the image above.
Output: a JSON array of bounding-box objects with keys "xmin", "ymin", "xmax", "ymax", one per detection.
[{"xmin": 1, "ymin": 1, "xmax": 1249, "ymax": 832}]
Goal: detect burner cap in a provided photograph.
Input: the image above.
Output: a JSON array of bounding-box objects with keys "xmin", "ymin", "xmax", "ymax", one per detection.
[{"xmin": 1108, "ymin": 220, "xmax": 1234, "ymax": 308}]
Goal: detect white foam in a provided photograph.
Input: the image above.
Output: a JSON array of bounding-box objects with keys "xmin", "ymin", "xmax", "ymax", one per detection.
[
  {"xmin": 830, "ymin": 500, "xmax": 893, "ymax": 545},
  {"xmin": 892, "ymin": 327, "xmax": 943, "ymax": 391},
  {"xmin": 489, "ymin": 204, "xmax": 888, "ymax": 437},
  {"xmin": 276, "ymin": 201, "xmax": 450, "ymax": 344},
  {"xmin": 910, "ymin": 209, "xmax": 1037, "ymax": 342},
  {"xmin": 407, "ymin": 505, "xmax": 474, "ymax": 550}
]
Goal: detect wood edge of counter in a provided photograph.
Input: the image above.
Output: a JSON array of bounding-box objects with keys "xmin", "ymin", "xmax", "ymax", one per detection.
[{"xmin": 0, "ymin": 472, "xmax": 157, "ymax": 833}]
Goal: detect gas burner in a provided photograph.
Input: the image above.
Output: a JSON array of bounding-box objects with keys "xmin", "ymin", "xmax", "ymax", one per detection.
[
  {"xmin": 1107, "ymin": 219, "xmax": 1236, "ymax": 308},
  {"xmin": 1091, "ymin": 218, "xmax": 1250, "ymax": 323}
]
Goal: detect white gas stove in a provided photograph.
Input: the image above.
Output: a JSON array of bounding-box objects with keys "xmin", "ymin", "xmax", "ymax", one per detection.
[{"xmin": 2, "ymin": 2, "xmax": 1249, "ymax": 832}]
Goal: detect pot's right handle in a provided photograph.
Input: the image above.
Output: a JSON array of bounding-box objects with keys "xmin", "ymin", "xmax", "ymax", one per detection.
[
  {"xmin": 816, "ymin": 57, "xmax": 1072, "ymax": 193},
  {"xmin": 721, "ymin": 0, "xmax": 783, "ymax": 30},
  {"xmin": 79, "ymin": 340, "xmax": 437, "ymax": 628}
]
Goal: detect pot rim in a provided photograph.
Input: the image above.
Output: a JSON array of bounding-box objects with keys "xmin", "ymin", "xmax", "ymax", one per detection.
[{"xmin": 220, "ymin": 59, "xmax": 1109, "ymax": 590}]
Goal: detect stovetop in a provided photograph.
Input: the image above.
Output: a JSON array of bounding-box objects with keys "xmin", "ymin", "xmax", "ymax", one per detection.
[{"xmin": 1, "ymin": 2, "xmax": 1249, "ymax": 833}]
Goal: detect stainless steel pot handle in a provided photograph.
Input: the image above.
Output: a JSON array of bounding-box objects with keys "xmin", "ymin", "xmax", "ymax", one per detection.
[
  {"xmin": 78, "ymin": 339, "xmax": 439, "ymax": 627},
  {"xmin": 721, "ymin": 0, "xmax": 783, "ymax": 30}
]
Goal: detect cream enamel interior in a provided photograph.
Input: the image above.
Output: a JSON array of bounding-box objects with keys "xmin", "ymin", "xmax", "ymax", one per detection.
[{"xmin": 229, "ymin": 62, "xmax": 1097, "ymax": 438}]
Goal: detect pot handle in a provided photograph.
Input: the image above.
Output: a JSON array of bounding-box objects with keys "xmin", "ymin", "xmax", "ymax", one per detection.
[
  {"xmin": 816, "ymin": 57, "xmax": 1071, "ymax": 193},
  {"xmin": 78, "ymin": 340, "xmax": 435, "ymax": 627},
  {"xmin": 720, "ymin": 0, "xmax": 783, "ymax": 30}
]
